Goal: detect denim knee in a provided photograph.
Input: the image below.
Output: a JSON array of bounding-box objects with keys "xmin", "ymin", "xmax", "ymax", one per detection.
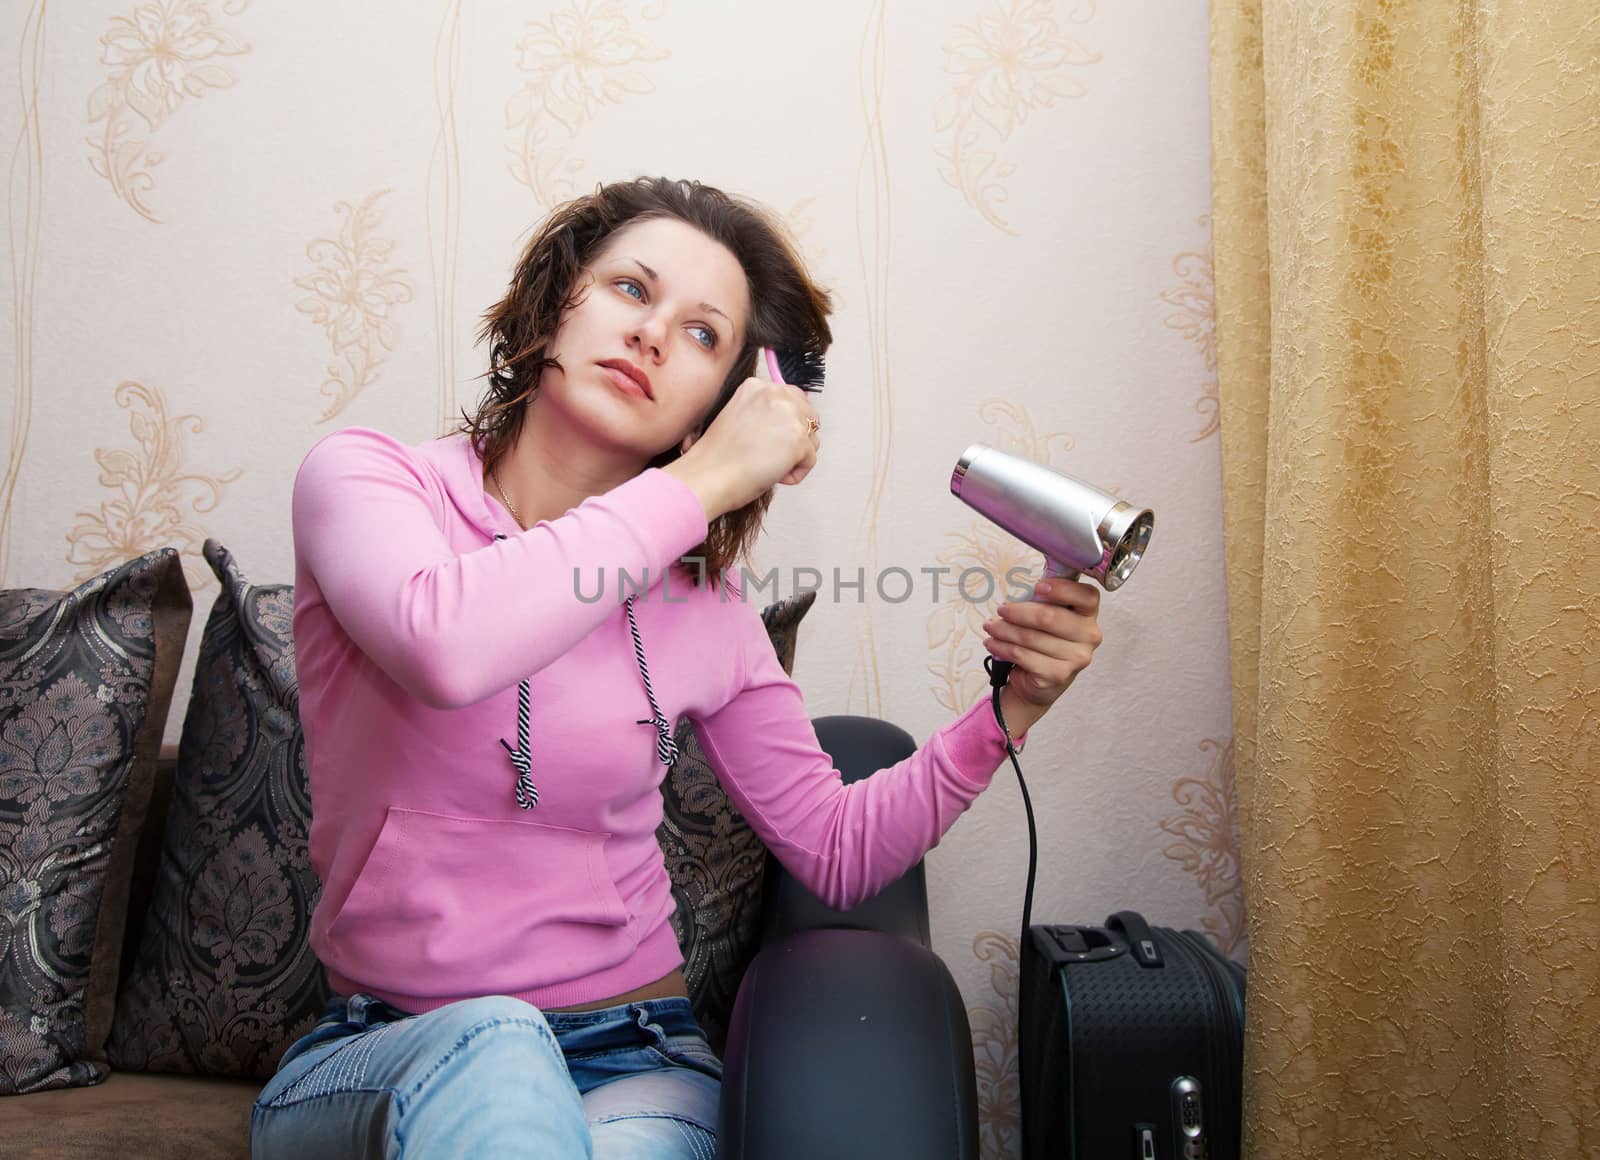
[
  {"xmin": 402, "ymin": 996, "xmax": 570, "ymax": 1097},
  {"xmin": 413, "ymin": 996, "xmax": 553, "ymax": 1049},
  {"xmin": 259, "ymin": 995, "xmax": 593, "ymax": 1158}
]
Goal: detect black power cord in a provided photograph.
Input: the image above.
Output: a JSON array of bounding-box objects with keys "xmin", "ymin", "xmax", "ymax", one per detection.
[{"xmin": 985, "ymin": 655, "xmax": 1038, "ymax": 952}]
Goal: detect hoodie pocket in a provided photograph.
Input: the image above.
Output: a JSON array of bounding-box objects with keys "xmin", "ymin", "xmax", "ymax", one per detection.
[{"xmin": 325, "ymin": 807, "xmax": 632, "ymax": 996}]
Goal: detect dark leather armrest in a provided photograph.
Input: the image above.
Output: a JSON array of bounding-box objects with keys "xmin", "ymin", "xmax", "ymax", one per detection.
[
  {"xmin": 760, "ymin": 715, "xmax": 931, "ymax": 946},
  {"xmin": 717, "ymin": 927, "xmax": 979, "ymax": 1160}
]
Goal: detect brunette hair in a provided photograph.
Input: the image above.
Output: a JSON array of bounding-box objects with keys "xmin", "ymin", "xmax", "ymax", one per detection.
[{"xmin": 464, "ymin": 177, "xmax": 832, "ymax": 580}]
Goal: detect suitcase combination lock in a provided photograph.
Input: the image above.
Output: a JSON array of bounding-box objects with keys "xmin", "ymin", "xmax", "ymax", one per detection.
[{"xmin": 1171, "ymin": 1076, "xmax": 1206, "ymax": 1159}]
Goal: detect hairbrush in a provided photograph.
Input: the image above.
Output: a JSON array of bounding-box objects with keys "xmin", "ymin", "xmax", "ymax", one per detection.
[{"xmin": 759, "ymin": 346, "xmax": 826, "ymax": 393}]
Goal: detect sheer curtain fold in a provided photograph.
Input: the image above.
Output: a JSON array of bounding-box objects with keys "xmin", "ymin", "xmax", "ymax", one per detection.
[{"xmin": 1210, "ymin": 2, "xmax": 1599, "ymax": 1155}]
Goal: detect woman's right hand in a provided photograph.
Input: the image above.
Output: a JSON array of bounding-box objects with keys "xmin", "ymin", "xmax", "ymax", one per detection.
[{"xmin": 663, "ymin": 376, "xmax": 820, "ymax": 520}]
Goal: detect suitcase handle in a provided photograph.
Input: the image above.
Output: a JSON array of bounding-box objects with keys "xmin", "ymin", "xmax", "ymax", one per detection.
[
  {"xmin": 1031, "ymin": 924, "xmax": 1125, "ymax": 965},
  {"xmin": 1106, "ymin": 910, "xmax": 1165, "ymax": 968}
]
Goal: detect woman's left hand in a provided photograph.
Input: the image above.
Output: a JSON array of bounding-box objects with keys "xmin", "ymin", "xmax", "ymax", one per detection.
[{"xmin": 982, "ymin": 577, "xmax": 1104, "ymax": 736}]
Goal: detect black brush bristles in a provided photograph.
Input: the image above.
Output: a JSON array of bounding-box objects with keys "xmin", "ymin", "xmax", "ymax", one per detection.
[{"xmin": 771, "ymin": 348, "xmax": 826, "ymax": 393}]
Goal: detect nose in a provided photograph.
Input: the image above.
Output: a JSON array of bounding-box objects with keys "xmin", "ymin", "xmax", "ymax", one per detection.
[{"xmin": 627, "ymin": 310, "xmax": 667, "ymax": 362}]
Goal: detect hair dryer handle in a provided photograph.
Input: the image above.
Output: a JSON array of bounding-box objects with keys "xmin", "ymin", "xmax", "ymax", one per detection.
[
  {"xmin": 1043, "ymin": 558, "xmax": 1081, "ymax": 584},
  {"xmin": 988, "ymin": 558, "xmax": 1080, "ymax": 690}
]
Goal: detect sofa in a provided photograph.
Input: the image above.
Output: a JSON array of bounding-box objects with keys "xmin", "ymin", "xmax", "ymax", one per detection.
[{"xmin": 0, "ymin": 543, "xmax": 980, "ymax": 1158}]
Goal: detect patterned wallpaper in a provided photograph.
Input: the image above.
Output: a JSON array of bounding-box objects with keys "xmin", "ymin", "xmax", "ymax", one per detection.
[{"xmin": 0, "ymin": 3, "xmax": 1232, "ymax": 1154}]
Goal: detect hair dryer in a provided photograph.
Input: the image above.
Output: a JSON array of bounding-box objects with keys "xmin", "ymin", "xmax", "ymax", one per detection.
[{"xmin": 950, "ymin": 443, "xmax": 1155, "ymax": 685}]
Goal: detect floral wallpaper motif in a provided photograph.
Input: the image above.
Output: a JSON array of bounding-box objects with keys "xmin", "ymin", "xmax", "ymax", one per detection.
[
  {"xmin": 1160, "ymin": 215, "xmax": 1220, "ymax": 441},
  {"xmin": 1159, "ymin": 737, "xmax": 1244, "ymax": 957},
  {"xmin": 2, "ymin": 0, "xmax": 47, "ymax": 586},
  {"xmin": 66, "ymin": 381, "xmax": 240, "ymax": 591},
  {"xmin": 849, "ymin": 0, "xmax": 893, "ymax": 719},
  {"xmin": 968, "ymin": 930, "xmax": 1021, "ymax": 1160},
  {"xmin": 781, "ymin": 196, "xmax": 841, "ymax": 309},
  {"xmin": 506, "ymin": 0, "xmax": 668, "ymax": 207},
  {"xmin": 935, "ymin": 0, "xmax": 1099, "ymax": 234},
  {"xmin": 294, "ymin": 190, "xmax": 414, "ymax": 423},
  {"xmin": 86, "ymin": 0, "xmax": 252, "ymax": 224},
  {"xmin": 429, "ymin": 0, "xmax": 464, "ymax": 432},
  {"xmin": 929, "ymin": 401, "xmax": 1074, "ymax": 714}
]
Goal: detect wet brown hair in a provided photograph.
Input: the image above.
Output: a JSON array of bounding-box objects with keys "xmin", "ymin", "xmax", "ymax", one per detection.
[{"xmin": 464, "ymin": 177, "xmax": 832, "ymax": 581}]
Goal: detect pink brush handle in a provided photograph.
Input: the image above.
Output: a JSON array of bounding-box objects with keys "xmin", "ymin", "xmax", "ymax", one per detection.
[{"xmin": 760, "ymin": 346, "xmax": 785, "ymax": 383}]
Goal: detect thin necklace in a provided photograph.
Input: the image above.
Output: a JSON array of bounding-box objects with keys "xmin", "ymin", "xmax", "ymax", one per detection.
[{"xmin": 491, "ymin": 467, "xmax": 527, "ymax": 531}]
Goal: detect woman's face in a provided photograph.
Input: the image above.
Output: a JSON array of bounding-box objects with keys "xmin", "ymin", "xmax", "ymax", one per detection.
[{"xmin": 539, "ymin": 215, "xmax": 750, "ymax": 463}]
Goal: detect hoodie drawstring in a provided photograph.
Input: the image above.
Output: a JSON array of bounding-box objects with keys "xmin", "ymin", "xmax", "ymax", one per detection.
[
  {"xmin": 625, "ymin": 595, "xmax": 680, "ymax": 768},
  {"xmin": 499, "ymin": 679, "xmax": 538, "ymax": 809},
  {"xmin": 500, "ymin": 593, "xmax": 678, "ymax": 809}
]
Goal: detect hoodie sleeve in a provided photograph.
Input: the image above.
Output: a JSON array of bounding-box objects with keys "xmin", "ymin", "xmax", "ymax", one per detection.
[
  {"xmin": 690, "ymin": 593, "xmax": 1026, "ymax": 911},
  {"xmin": 292, "ymin": 428, "xmax": 709, "ymax": 708}
]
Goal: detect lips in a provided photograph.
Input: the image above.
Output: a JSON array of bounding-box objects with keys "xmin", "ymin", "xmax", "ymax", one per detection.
[{"xmin": 598, "ymin": 359, "xmax": 653, "ymax": 400}]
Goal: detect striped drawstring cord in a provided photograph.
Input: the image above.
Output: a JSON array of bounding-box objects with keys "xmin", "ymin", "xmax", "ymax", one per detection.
[
  {"xmin": 491, "ymin": 535, "xmax": 538, "ymax": 810},
  {"xmin": 499, "ymin": 678, "xmax": 538, "ymax": 809},
  {"xmin": 626, "ymin": 595, "xmax": 680, "ymax": 767},
  {"xmin": 497, "ymin": 592, "xmax": 678, "ymax": 809}
]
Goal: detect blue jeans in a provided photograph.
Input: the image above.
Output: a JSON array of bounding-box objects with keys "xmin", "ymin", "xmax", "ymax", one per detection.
[{"xmin": 250, "ymin": 993, "xmax": 721, "ymax": 1159}]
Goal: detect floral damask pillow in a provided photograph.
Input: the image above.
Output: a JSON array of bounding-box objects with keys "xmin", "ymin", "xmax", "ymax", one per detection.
[
  {"xmin": 0, "ymin": 548, "xmax": 191, "ymax": 1093},
  {"xmin": 660, "ymin": 588, "xmax": 815, "ymax": 1053},
  {"xmin": 107, "ymin": 541, "xmax": 330, "ymax": 1079}
]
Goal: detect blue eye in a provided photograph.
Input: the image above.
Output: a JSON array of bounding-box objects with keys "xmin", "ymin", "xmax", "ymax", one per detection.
[
  {"xmin": 688, "ymin": 324, "xmax": 716, "ymax": 350},
  {"xmin": 617, "ymin": 279, "xmax": 644, "ymax": 300}
]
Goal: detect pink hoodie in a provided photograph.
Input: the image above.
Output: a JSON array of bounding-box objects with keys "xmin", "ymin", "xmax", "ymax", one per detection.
[{"xmin": 291, "ymin": 427, "xmax": 1020, "ymax": 1013}]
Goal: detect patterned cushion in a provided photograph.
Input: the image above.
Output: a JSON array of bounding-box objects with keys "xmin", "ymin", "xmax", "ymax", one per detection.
[
  {"xmin": 661, "ymin": 589, "xmax": 816, "ymax": 1052},
  {"xmin": 107, "ymin": 541, "xmax": 329, "ymax": 1078},
  {"xmin": 0, "ymin": 548, "xmax": 191, "ymax": 1093}
]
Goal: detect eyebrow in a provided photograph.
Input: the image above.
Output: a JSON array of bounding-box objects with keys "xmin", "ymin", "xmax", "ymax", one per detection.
[{"xmin": 623, "ymin": 257, "xmax": 734, "ymax": 334}]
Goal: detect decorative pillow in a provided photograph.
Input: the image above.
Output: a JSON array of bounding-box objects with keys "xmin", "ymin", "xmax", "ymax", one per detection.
[
  {"xmin": 107, "ymin": 541, "xmax": 330, "ymax": 1079},
  {"xmin": 660, "ymin": 588, "xmax": 816, "ymax": 1053},
  {"xmin": 0, "ymin": 548, "xmax": 190, "ymax": 1093}
]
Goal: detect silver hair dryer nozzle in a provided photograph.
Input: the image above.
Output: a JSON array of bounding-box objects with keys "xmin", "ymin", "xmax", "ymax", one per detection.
[{"xmin": 951, "ymin": 444, "xmax": 1154, "ymax": 590}]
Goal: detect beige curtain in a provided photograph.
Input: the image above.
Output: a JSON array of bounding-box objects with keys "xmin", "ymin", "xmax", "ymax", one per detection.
[{"xmin": 1210, "ymin": 2, "xmax": 1600, "ymax": 1156}]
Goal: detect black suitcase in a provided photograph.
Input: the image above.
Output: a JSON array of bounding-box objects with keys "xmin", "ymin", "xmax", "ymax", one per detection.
[{"xmin": 1019, "ymin": 910, "xmax": 1246, "ymax": 1160}]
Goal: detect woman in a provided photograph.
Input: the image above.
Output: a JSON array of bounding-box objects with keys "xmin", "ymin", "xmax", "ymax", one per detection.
[{"xmin": 251, "ymin": 177, "xmax": 1104, "ymax": 1158}]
